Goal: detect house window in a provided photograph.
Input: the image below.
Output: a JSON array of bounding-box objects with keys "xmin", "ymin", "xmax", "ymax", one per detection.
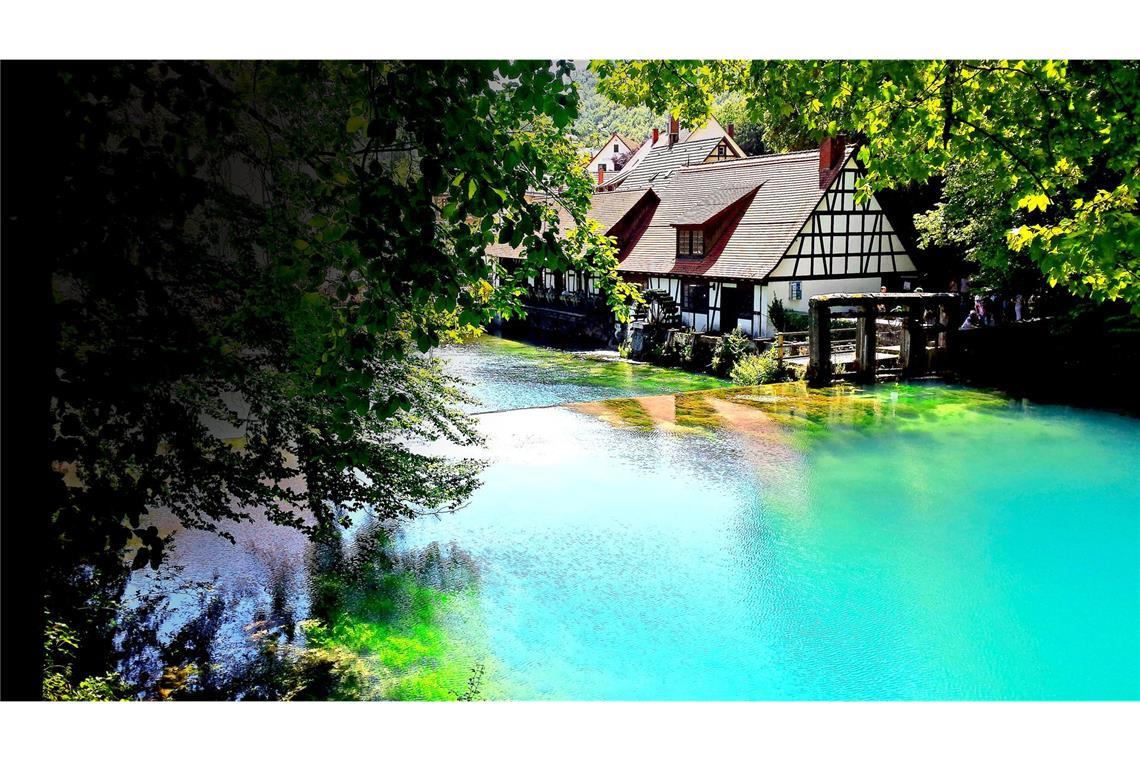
[
  {"xmin": 613, "ymin": 144, "xmax": 620, "ymax": 153},
  {"xmin": 737, "ymin": 288, "xmax": 755, "ymax": 320},
  {"xmin": 789, "ymin": 281, "xmax": 803, "ymax": 301},
  {"xmin": 682, "ymin": 282, "xmax": 709, "ymax": 312},
  {"xmin": 598, "ymin": 163, "xmax": 607, "ymax": 173},
  {"xmin": 677, "ymin": 228, "xmax": 704, "ymax": 258},
  {"xmin": 717, "ymin": 144, "xmax": 727, "ymax": 157}
]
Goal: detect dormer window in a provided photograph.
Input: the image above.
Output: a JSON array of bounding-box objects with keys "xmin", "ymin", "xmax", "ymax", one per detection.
[{"xmin": 677, "ymin": 228, "xmax": 704, "ymax": 258}]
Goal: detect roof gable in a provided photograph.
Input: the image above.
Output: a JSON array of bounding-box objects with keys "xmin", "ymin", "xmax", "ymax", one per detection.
[
  {"xmin": 612, "ymin": 138, "xmax": 726, "ymax": 190},
  {"xmin": 618, "ymin": 147, "xmax": 857, "ymax": 280}
]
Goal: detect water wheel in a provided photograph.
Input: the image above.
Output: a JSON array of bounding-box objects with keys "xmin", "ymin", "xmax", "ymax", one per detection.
[{"xmin": 632, "ymin": 288, "xmax": 682, "ymax": 327}]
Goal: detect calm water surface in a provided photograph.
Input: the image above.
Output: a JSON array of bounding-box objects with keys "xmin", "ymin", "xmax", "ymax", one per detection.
[
  {"xmin": 433, "ymin": 335, "xmax": 729, "ymax": 412},
  {"xmin": 400, "ymin": 337, "xmax": 1140, "ymax": 699},
  {"xmin": 151, "ymin": 336, "xmax": 1140, "ymax": 699}
]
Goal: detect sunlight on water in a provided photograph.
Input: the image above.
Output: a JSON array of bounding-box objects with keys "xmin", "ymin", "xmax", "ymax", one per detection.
[
  {"xmin": 143, "ymin": 338, "xmax": 1140, "ymax": 700},
  {"xmin": 403, "ymin": 379, "xmax": 1140, "ymax": 699},
  {"xmin": 434, "ymin": 334, "xmax": 729, "ymax": 412}
]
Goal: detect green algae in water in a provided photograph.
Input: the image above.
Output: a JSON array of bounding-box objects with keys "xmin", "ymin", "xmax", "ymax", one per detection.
[
  {"xmin": 297, "ymin": 525, "xmax": 501, "ymax": 701},
  {"xmin": 436, "ymin": 335, "xmax": 730, "ymax": 412},
  {"xmin": 301, "ymin": 581, "xmax": 492, "ymax": 700},
  {"xmin": 402, "ymin": 381, "xmax": 1140, "ymax": 699}
]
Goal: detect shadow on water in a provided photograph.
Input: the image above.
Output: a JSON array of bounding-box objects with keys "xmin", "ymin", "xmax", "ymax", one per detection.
[
  {"xmin": 116, "ymin": 517, "xmax": 491, "ymax": 700},
  {"xmin": 110, "ymin": 337, "xmax": 1140, "ymax": 700}
]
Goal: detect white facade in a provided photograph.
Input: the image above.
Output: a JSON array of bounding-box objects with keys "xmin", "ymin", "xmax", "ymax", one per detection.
[
  {"xmin": 766, "ymin": 157, "xmax": 915, "ymax": 281},
  {"xmin": 586, "ymin": 134, "xmax": 634, "ymax": 177}
]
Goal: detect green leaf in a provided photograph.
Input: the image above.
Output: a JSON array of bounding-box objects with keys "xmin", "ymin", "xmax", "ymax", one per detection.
[{"xmin": 346, "ymin": 115, "xmax": 367, "ymax": 134}]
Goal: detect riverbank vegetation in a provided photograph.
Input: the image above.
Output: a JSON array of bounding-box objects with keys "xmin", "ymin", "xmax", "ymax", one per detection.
[
  {"xmin": 594, "ymin": 60, "xmax": 1140, "ymax": 315},
  {"xmin": 17, "ymin": 60, "xmax": 638, "ymax": 700}
]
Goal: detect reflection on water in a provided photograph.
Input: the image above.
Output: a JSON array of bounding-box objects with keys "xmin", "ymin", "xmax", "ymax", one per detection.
[
  {"xmin": 400, "ymin": 381, "xmax": 1140, "ymax": 700},
  {"xmin": 134, "ymin": 338, "xmax": 1140, "ymax": 700},
  {"xmin": 434, "ymin": 334, "xmax": 730, "ymax": 412}
]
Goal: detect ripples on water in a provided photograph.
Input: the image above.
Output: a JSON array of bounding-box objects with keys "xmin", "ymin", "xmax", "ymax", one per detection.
[
  {"xmin": 135, "ymin": 337, "xmax": 1140, "ymax": 700},
  {"xmin": 432, "ymin": 334, "xmax": 730, "ymax": 412}
]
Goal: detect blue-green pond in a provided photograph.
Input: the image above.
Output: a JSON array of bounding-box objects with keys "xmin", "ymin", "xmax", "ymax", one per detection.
[{"xmin": 139, "ymin": 335, "xmax": 1140, "ymax": 700}]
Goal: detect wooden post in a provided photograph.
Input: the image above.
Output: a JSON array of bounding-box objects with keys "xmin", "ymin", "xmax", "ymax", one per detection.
[
  {"xmin": 900, "ymin": 304, "xmax": 926, "ymax": 378},
  {"xmin": 942, "ymin": 297, "xmax": 960, "ymax": 370},
  {"xmin": 776, "ymin": 332, "xmax": 785, "ymax": 361},
  {"xmin": 807, "ymin": 300, "xmax": 832, "ymax": 387},
  {"xmin": 854, "ymin": 303, "xmax": 877, "ymax": 384}
]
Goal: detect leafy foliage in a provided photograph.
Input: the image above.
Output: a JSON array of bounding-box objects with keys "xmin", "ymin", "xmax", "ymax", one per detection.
[
  {"xmin": 42, "ymin": 621, "xmax": 129, "ymax": 701},
  {"xmin": 729, "ymin": 348, "xmax": 792, "ymax": 385},
  {"xmin": 570, "ymin": 63, "xmax": 660, "ymax": 150},
  {"xmin": 710, "ymin": 327, "xmax": 757, "ymax": 377},
  {"xmin": 594, "ymin": 60, "xmax": 1140, "ymax": 313},
  {"xmin": 37, "ymin": 60, "xmax": 634, "ymax": 696}
]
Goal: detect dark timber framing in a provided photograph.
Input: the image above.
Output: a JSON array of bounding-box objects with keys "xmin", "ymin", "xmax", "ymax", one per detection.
[
  {"xmin": 786, "ymin": 166, "xmax": 904, "ymax": 282},
  {"xmin": 807, "ymin": 292, "xmax": 961, "ymax": 387}
]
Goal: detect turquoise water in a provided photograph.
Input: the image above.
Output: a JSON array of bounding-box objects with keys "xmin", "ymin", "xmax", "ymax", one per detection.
[
  {"xmin": 402, "ymin": 344, "xmax": 1140, "ymax": 700},
  {"xmin": 433, "ymin": 334, "xmax": 729, "ymax": 412}
]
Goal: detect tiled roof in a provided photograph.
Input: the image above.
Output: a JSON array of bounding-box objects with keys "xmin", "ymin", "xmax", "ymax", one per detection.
[
  {"xmin": 612, "ymin": 138, "xmax": 725, "ymax": 190},
  {"xmin": 487, "ymin": 189, "xmax": 654, "ymax": 259},
  {"xmin": 616, "ymin": 134, "xmax": 642, "ymax": 152},
  {"xmin": 490, "ymin": 146, "xmax": 864, "ymax": 283},
  {"xmin": 618, "ymin": 148, "xmax": 853, "ymax": 280},
  {"xmin": 667, "ymin": 183, "xmax": 762, "ymax": 226}
]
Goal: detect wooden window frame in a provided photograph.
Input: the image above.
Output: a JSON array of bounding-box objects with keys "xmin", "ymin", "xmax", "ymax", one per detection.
[
  {"xmin": 676, "ymin": 227, "xmax": 705, "ymax": 259},
  {"xmin": 682, "ymin": 281, "xmax": 709, "ymax": 312}
]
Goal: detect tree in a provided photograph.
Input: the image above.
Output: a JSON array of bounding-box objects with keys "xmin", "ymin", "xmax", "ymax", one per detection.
[
  {"xmin": 570, "ymin": 63, "xmax": 661, "ymax": 150},
  {"xmin": 10, "ymin": 60, "xmax": 635, "ymax": 697},
  {"xmin": 594, "ymin": 60, "xmax": 1140, "ymax": 313}
]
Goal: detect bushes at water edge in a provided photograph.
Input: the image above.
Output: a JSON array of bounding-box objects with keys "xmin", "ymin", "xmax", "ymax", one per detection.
[
  {"xmin": 729, "ymin": 348, "xmax": 800, "ymax": 385},
  {"xmin": 710, "ymin": 328, "xmax": 757, "ymax": 377}
]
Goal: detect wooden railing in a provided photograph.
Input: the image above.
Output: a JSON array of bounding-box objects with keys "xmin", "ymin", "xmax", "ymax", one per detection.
[{"xmin": 776, "ymin": 327, "xmax": 857, "ymax": 360}]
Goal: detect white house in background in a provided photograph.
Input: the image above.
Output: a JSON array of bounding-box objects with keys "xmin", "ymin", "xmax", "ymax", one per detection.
[
  {"xmin": 584, "ymin": 132, "xmax": 641, "ymax": 181},
  {"xmin": 594, "ymin": 115, "xmax": 746, "ymax": 190},
  {"xmin": 493, "ymin": 136, "xmax": 919, "ymax": 338},
  {"xmin": 616, "ymin": 138, "xmax": 918, "ymax": 337}
]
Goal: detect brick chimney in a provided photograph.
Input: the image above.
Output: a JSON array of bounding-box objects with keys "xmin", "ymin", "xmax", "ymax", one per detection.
[
  {"xmin": 819, "ymin": 135, "xmax": 846, "ymax": 189},
  {"xmin": 668, "ymin": 115, "xmax": 679, "ymax": 146},
  {"xmin": 597, "ymin": 166, "xmax": 605, "ymax": 185},
  {"xmin": 726, "ymin": 123, "xmax": 735, "ymax": 138},
  {"xmin": 652, "ymin": 127, "xmax": 659, "ymax": 145}
]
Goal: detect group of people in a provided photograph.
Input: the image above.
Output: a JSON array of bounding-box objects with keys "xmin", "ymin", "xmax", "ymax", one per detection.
[
  {"xmin": 952, "ymin": 278, "xmax": 1027, "ymax": 330},
  {"xmin": 876, "ymin": 278, "xmax": 1029, "ymax": 330}
]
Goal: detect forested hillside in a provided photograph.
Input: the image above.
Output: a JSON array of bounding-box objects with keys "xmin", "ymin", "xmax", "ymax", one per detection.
[
  {"xmin": 571, "ymin": 62, "xmax": 780, "ymax": 156},
  {"xmin": 570, "ymin": 63, "xmax": 659, "ymax": 149}
]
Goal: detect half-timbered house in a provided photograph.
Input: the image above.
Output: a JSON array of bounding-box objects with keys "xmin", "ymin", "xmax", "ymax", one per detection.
[{"xmin": 492, "ymin": 136, "xmax": 919, "ymax": 338}]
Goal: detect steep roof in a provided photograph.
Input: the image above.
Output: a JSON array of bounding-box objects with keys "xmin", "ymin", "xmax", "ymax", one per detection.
[
  {"xmin": 611, "ymin": 137, "xmax": 726, "ymax": 190},
  {"xmin": 616, "ymin": 134, "xmax": 641, "ymax": 152},
  {"xmin": 584, "ymin": 132, "xmax": 639, "ymax": 169},
  {"xmin": 684, "ymin": 115, "xmax": 746, "ymax": 158},
  {"xmin": 487, "ymin": 189, "xmax": 655, "ymax": 260},
  {"xmin": 618, "ymin": 147, "xmax": 853, "ymax": 280},
  {"xmin": 490, "ymin": 145, "xmax": 882, "ymax": 284}
]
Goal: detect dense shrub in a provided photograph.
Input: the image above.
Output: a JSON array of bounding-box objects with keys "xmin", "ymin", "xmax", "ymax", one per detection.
[
  {"xmin": 783, "ymin": 310, "xmax": 811, "ymax": 331},
  {"xmin": 710, "ymin": 327, "xmax": 757, "ymax": 377},
  {"xmin": 729, "ymin": 347, "xmax": 794, "ymax": 385},
  {"xmin": 767, "ymin": 297, "xmax": 810, "ymax": 332},
  {"xmin": 767, "ymin": 297, "xmax": 787, "ymax": 332}
]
